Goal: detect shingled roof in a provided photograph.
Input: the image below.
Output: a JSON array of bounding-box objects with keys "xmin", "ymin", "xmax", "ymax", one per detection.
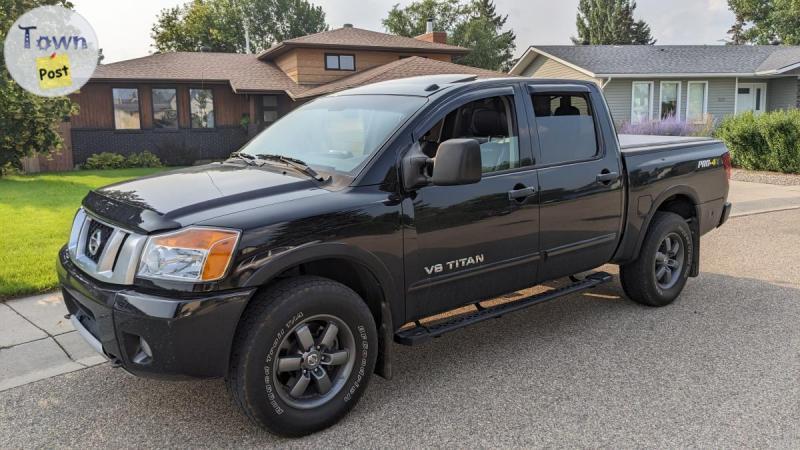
[
  {"xmin": 511, "ymin": 45, "xmax": 800, "ymax": 77},
  {"xmin": 258, "ymin": 26, "xmax": 468, "ymax": 60},
  {"xmin": 92, "ymin": 52, "xmax": 307, "ymax": 96}
]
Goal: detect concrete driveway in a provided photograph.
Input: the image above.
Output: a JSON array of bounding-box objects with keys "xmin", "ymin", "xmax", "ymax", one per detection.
[{"xmin": 1, "ymin": 182, "xmax": 799, "ymax": 447}]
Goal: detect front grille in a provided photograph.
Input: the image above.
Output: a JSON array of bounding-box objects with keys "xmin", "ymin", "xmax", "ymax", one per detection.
[
  {"xmin": 68, "ymin": 208, "xmax": 148, "ymax": 285},
  {"xmin": 84, "ymin": 220, "xmax": 114, "ymax": 263}
]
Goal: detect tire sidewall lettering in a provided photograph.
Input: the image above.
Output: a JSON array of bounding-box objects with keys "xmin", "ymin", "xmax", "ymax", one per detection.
[
  {"xmin": 343, "ymin": 324, "xmax": 369, "ymax": 403},
  {"xmin": 262, "ymin": 312, "xmax": 304, "ymax": 416}
]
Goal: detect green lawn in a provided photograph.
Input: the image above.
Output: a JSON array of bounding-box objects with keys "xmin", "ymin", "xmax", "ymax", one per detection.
[{"xmin": 0, "ymin": 168, "xmax": 170, "ymax": 299}]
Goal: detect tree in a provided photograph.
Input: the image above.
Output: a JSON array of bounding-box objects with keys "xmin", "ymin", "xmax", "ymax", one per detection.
[
  {"xmin": 726, "ymin": 13, "xmax": 747, "ymax": 45},
  {"xmin": 0, "ymin": 0, "xmax": 77, "ymax": 173},
  {"xmin": 572, "ymin": 0, "xmax": 656, "ymax": 45},
  {"xmin": 151, "ymin": 0, "xmax": 327, "ymax": 54},
  {"xmin": 727, "ymin": 0, "xmax": 800, "ymax": 45},
  {"xmin": 383, "ymin": 0, "xmax": 468, "ymax": 37},
  {"xmin": 382, "ymin": 0, "xmax": 516, "ymax": 71}
]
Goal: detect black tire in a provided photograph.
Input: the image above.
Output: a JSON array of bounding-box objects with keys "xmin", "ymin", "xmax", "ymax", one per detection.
[
  {"xmin": 226, "ymin": 276, "xmax": 377, "ymax": 437},
  {"xmin": 620, "ymin": 212, "xmax": 694, "ymax": 307}
]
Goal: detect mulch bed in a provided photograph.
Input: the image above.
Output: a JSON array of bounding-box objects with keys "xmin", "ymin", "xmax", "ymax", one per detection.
[{"xmin": 731, "ymin": 169, "xmax": 800, "ymax": 186}]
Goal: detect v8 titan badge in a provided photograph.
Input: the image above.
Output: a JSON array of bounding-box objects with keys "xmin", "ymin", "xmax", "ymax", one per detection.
[{"xmin": 3, "ymin": 5, "xmax": 98, "ymax": 97}]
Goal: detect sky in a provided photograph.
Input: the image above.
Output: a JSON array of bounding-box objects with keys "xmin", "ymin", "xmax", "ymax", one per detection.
[{"xmin": 71, "ymin": 0, "xmax": 737, "ymax": 64}]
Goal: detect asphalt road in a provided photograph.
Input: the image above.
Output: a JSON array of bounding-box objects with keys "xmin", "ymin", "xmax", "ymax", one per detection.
[{"xmin": 1, "ymin": 210, "xmax": 799, "ymax": 448}]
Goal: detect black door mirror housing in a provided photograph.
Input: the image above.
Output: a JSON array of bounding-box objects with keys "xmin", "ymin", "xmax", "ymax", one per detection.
[{"xmin": 431, "ymin": 139, "xmax": 482, "ymax": 186}]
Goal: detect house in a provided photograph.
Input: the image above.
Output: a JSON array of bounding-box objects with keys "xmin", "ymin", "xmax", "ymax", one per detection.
[
  {"xmin": 509, "ymin": 45, "xmax": 800, "ymax": 126},
  {"xmin": 61, "ymin": 24, "xmax": 503, "ymax": 167}
]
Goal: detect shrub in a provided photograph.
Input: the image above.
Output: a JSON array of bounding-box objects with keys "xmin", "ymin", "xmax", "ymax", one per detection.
[
  {"xmin": 126, "ymin": 151, "xmax": 163, "ymax": 168},
  {"xmin": 619, "ymin": 115, "xmax": 716, "ymax": 137},
  {"xmin": 83, "ymin": 151, "xmax": 163, "ymax": 170},
  {"xmin": 84, "ymin": 152, "xmax": 126, "ymax": 170},
  {"xmin": 715, "ymin": 110, "xmax": 800, "ymax": 173}
]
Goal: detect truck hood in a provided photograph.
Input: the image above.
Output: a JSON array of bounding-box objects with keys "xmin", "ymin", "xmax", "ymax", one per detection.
[{"xmin": 83, "ymin": 164, "xmax": 324, "ymax": 233}]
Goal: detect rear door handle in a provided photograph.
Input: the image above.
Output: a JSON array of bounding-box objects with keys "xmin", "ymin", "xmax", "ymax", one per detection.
[
  {"xmin": 596, "ymin": 171, "xmax": 620, "ymax": 184},
  {"xmin": 508, "ymin": 186, "xmax": 536, "ymax": 201}
]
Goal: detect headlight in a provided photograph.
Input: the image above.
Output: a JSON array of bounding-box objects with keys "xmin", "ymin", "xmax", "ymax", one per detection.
[{"xmin": 137, "ymin": 227, "xmax": 240, "ymax": 282}]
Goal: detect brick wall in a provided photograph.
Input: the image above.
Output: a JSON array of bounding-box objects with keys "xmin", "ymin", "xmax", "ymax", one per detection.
[{"xmin": 71, "ymin": 126, "xmax": 249, "ymax": 166}]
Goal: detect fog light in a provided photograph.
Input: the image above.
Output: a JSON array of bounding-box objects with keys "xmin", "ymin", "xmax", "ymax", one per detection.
[{"xmin": 132, "ymin": 337, "xmax": 153, "ymax": 365}]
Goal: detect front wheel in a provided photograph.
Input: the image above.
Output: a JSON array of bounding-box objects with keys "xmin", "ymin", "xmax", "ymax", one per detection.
[
  {"xmin": 620, "ymin": 212, "xmax": 694, "ymax": 307},
  {"xmin": 226, "ymin": 276, "xmax": 377, "ymax": 437}
]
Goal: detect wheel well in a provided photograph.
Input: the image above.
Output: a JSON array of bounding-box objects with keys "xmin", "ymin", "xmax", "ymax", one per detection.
[
  {"xmin": 290, "ymin": 258, "xmax": 384, "ymax": 324},
  {"xmin": 656, "ymin": 194, "xmax": 696, "ymax": 220},
  {"xmin": 267, "ymin": 258, "xmax": 392, "ymax": 378},
  {"xmin": 653, "ymin": 193, "xmax": 700, "ymax": 277}
]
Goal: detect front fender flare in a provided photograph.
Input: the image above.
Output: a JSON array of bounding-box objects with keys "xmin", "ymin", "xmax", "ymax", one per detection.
[{"xmin": 240, "ymin": 242, "xmax": 401, "ymax": 379}]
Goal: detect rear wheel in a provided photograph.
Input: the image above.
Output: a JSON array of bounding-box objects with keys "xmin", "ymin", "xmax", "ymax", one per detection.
[
  {"xmin": 620, "ymin": 212, "xmax": 693, "ymax": 307},
  {"xmin": 226, "ymin": 276, "xmax": 377, "ymax": 437}
]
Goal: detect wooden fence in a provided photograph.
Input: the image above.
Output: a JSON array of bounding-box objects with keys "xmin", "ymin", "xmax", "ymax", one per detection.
[{"xmin": 20, "ymin": 122, "xmax": 74, "ymax": 173}]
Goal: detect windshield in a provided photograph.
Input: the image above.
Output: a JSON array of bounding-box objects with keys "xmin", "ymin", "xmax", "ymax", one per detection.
[{"xmin": 239, "ymin": 95, "xmax": 426, "ymax": 175}]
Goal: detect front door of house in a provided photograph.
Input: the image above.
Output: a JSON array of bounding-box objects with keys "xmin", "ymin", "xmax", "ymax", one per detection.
[{"xmin": 737, "ymin": 83, "xmax": 767, "ymax": 115}]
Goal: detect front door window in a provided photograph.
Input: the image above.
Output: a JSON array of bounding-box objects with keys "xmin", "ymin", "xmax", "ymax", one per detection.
[{"xmin": 737, "ymin": 83, "xmax": 766, "ymax": 115}]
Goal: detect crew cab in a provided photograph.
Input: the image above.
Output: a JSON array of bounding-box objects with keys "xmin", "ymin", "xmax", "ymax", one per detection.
[{"xmin": 57, "ymin": 75, "xmax": 732, "ymax": 436}]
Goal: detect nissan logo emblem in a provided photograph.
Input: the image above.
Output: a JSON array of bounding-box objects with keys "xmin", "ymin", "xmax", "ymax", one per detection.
[{"xmin": 87, "ymin": 229, "xmax": 103, "ymax": 256}]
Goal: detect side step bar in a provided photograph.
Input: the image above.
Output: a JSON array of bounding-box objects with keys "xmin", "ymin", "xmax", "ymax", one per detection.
[{"xmin": 395, "ymin": 272, "xmax": 612, "ymax": 346}]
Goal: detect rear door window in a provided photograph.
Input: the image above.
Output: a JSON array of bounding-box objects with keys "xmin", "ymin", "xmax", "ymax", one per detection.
[{"xmin": 531, "ymin": 93, "xmax": 598, "ymax": 165}]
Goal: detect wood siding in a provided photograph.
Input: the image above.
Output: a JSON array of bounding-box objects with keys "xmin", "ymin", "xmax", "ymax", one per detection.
[
  {"xmin": 520, "ymin": 55, "xmax": 600, "ymax": 84},
  {"xmin": 70, "ymin": 82, "xmax": 251, "ymax": 130},
  {"xmin": 288, "ymin": 48, "xmax": 452, "ymax": 85}
]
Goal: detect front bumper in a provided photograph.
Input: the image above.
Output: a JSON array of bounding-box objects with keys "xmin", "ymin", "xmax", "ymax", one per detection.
[{"xmin": 57, "ymin": 247, "xmax": 255, "ymax": 379}]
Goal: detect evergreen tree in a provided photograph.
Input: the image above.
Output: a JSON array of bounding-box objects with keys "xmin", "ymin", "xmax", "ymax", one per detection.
[{"xmin": 572, "ymin": 0, "xmax": 655, "ymax": 45}]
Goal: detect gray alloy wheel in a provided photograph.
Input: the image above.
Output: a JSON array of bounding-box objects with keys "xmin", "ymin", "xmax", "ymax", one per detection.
[
  {"xmin": 272, "ymin": 314, "xmax": 356, "ymax": 410},
  {"xmin": 654, "ymin": 232, "xmax": 685, "ymax": 290}
]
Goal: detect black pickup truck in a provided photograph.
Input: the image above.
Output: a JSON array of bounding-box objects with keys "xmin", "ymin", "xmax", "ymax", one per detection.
[{"xmin": 58, "ymin": 75, "xmax": 731, "ymax": 436}]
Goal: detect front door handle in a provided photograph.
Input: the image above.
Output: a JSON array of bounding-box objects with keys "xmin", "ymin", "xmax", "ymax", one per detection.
[
  {"xmin": 508, "ymin": 186, "xmax": 536, "ymax": 201},
  {"xmin": 596, "ymin": 171, "xmax": 620, "ymax": 184}
]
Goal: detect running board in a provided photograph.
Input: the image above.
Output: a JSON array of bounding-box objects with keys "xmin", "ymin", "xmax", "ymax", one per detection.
[{"xmin": 395, "ymin": 272, "xmax": 612, "ymax": 346}]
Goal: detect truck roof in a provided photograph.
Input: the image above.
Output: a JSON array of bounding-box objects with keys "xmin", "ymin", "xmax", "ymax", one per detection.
[{"xmin": 330, "ymin": 74, "xmax": 515, "ymax": 98}]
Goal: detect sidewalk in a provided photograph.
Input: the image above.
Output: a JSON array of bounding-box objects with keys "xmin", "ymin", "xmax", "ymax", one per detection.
[
  {"xmin": 1, "ymin": 179, "xmax": 799, "ymax": 392},
  {"xmin": 729, "ymin": 180, "xmax": 800, "ymax": 217},
  {"xmin": 0, "ymin": 292, "xmax": 105, "ymax": 391}
]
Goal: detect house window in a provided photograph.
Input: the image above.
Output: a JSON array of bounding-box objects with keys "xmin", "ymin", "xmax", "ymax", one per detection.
[
  {"xmin": 631, "ymin": 81, "xmax": 653, "ymax": 124},
  {"xmin": 660, "ymin": 81, "xmax": 681, "ymax": 120},
  {"xmin": 152, "ymin": 88, "xmax": 178, "ymax": 129},
  {"xmin": 532, "ymin": 93, "xmax": 598, "ymax": 165},
  {"xmin": 112, "ymin": 88, "xmax": 140, "ymax": 130},
  {"xmin": 190, "ymin": 88, "xmax": 214, "ymax": 128},
  {"xmin": 324, "ymin": 53, "xmax": 355, "ymax": 71},
  {"xmin": 687, "ymin": 81, "xmax": 708, "ymax": 123},
  {"xmin": 263, "ymin": 95, "xmax": 278, "ymax": 124}
]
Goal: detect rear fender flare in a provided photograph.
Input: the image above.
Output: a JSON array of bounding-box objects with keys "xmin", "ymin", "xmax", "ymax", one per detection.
[{"xmin": 625, "ymin": 184, "xmax": 701, "ymax": 263}]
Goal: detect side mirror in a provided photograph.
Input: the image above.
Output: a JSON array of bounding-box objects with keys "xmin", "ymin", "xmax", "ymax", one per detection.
[{"xmin": 431, "ymin": 139, "xmax": 482, "ymax": 186}]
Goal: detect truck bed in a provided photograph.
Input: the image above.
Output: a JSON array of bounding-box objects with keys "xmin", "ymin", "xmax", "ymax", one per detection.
[
  {"xmin": 613, "ymin": 133, "xmax": 730, "ymax": 264},
  {"xmin": 618, "ymin": 134, "xmax": 718, "ymax": 153}
]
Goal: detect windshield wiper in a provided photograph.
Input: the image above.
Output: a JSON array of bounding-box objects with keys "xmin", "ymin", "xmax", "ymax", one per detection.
[
  {"xmin": 256, "ymin": 154, "xmax": 328, "ymax": 182},
  {"xmin": 226, "ymin": 152, "xmax": 260, "ymax": 166}
]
